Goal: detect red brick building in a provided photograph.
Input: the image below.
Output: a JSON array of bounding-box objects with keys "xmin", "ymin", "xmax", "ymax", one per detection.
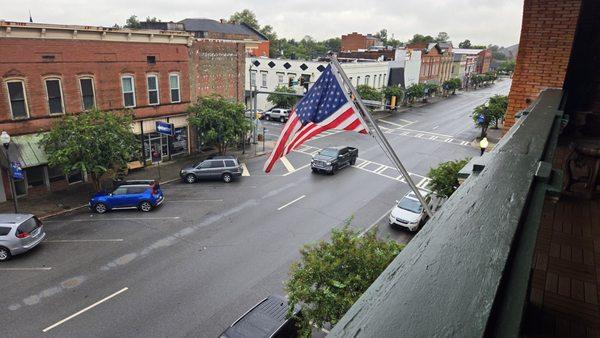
[
  {"xmin": 0, "ymin": 21, "xmax": 245, "ymax": 200},
  {"xmin": 341, "ymin": 32, "xmax": 382, "ymax": 52},
  {"xmin": 504, "ymin": 0, "xmax": 583, "ymax": 132},
  {"xmin": 406, "ymin": 43, "xmax": 443, "ymax": 84},
  {"xmin": 476, "ymin": 49, "xmax": 492, "ymax": 74}
]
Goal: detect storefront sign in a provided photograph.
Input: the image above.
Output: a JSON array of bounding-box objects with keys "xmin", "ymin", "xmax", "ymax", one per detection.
[
  {"xmin": 10, "ymin": 162, "xmax": 23, "ymax": 180},
  {"xmin": 156, "ymin": 121, "xmax": 174, "ymax": 136}
]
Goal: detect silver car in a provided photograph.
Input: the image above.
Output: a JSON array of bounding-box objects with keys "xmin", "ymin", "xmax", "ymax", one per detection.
[
  {"xmin": 0, "ymin": 214, "xmax": 46, "ymax": 262},
  {"xmin": 180, "ymin": 156, "xmax": 243, "ymax": 183}
]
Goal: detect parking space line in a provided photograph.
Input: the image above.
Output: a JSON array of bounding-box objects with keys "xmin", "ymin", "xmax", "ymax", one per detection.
[
  {"xmin": 57, "ymin": 216, "xmax": 181, "ymax": 223},
  {"xmin": 167, "ymin": 199, "xmax": 223, "ymax": 202},
  {"xmin": 379, "ymin": 119, "xmax": 409, "ymax": 128},
  {"xmin": 282, "ymin": 164, "xmax": 311, "ymax": 176},
  {"xmin": 277, "ymin": 195, "xmax": 306, "ymax": 211},
  {"xmin": 44, "ymin": 239, "xmax": 124, "ymax": 243},
  {"xmin": 0, "ymin": 267, "xmax": 52, "ymax": 271},
  {"xmin": 240, "ymin": 163, "xmax": 250, "ymax": 176},
  {"xmin": 42, "ymin": 287, "xmax": 128, "ymax": 333},
  {"xmin": 280, "ymin": 156, "xmax": 295, "ymax": 173}
]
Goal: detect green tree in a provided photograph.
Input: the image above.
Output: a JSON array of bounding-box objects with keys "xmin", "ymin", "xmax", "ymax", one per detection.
[
  {"xmin": 427, "ymin": 158, "xmax": 470, "ymax": 198},
  {"xmin": 124, "ymin": 15, "xmax": 142, "ymax": 29},
  {"xmin": 267, "ymin": 85, "xmax": 300, "ymax": 108},
  {"xmin": 472, "ymin": 103, "xmax": 495, "ymax": 138},
  {"xmin": 228, "ymin": 9, "xmax": 259, "ymax": 29},
  {"xmin": 188, "ymin": 95, "xmax": 249, "ymax": 154},
  {"xmin": 405, "ymin": 83, "xmax": 426, "ymax": 104},
  {"xmin": 356, "ymin": 85, "xmax": 382, "ymax": 102},
  {"xmin": 40, "ymin": 109, "xmax": 138, "ymax": 190},
  {"xmin": 382, "ymin": 86, "xmax": 405, "ymax": 106},
  {"xmin": 424, "ymin": 83, "xmax": 440, "ymax": 97},
  {"xmin": 435, "ymin": 31, "xmax": 450, "ymax": 42},
  {"xmin": 498, "ymin": 59, "xmax": 515, "ymax": 73},
  {"xmin": 488, "ymin": 94, "xmax": 508, "ymax": 128},
  {"xmin": 286, "ymin": 224, "xmax": 404, "ymax": 336},
  {"xmin": 458, "ymin": 39, "xmax": 472, "ymax": 48},
  {"xmin": 375, "ymin": 29, "xmax": 388, "ymax": 44},
  {"xmin": 387, "ymin": 37, "xmax": 403, "ymax": 48},
  {"xmin": 443, "ymin": 78, "xmax": 462, "ymax": 95},
  {"xmin": 407, "ymin": 33, "xmax": 435, "ymax": 44}
]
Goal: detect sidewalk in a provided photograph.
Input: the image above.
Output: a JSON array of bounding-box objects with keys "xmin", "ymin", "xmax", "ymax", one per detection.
[{"xmin": 0, "ymin": 142, "xmax": 269, "ymax": 219}]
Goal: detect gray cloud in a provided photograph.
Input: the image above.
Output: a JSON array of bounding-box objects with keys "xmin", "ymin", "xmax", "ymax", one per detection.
[{"xmin": 2, "ymin": 0, "xmax": 522, "ymax": 46}]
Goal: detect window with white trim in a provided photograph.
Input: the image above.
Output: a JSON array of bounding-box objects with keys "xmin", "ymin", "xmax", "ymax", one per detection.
[
  {"xmin": 45, "ymin": 78, "xmax": 64, "ymax": 114},
  {"xmin": 121, "ymin": 75, "xmax": 136, "ymax": 108},
  {"xmin": 250, "ymin": 71, "xmax": 256, "ymax": 87},
  {"xmin": 169, "ymin": 74, "xmax": 180, "ymax": 103},
  {"xmin": 6, "ymin": 80, "xmax": 29, "ymax": 119},
  {"xmin": 261, "ymin": 72, "xmax": 267, "ymax": 88},
  {"xmin": 79, "ymin": 77, "xmax": 95, "ymax": 110},
  {"xmin": 147, "ymin": 74, "xmax": 159, "ymax": 105},
  {"xmin": 277, "ymin": 73, "xmax": 284, "ymax": 85}
]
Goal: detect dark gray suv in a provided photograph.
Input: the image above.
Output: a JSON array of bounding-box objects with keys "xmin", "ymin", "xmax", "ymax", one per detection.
[{"xmin": 180, "ymin": 156, "xmax": 243, "ymax": 183}]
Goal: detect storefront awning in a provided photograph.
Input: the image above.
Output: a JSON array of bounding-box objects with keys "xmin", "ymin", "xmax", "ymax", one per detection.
[{"xmin": 1, "ymin": 134, "xmax": 48, "ymax": 169}]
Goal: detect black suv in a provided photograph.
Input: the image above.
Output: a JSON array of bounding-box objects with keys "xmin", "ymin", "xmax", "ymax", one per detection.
[
  {"xmin": 311, "ymin": 146, "xmax": 358, "ymax": 174},
  {"xmin": 219, "ymin": 295, "xmax": 301, "ymax": 338},
  {"xmin": 180, "ymin": 156, "xmax": 243, "ymax": 183}
]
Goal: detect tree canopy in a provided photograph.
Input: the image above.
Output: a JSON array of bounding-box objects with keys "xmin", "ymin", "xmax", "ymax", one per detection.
[
  {"xmin": 407, "ymin": 33, "xmax": 435, "ymax": 44},
  {"xmin": 286, "ymin": 224, "xmax": 404, "ymax": 336},
  {"xmin": 40, "ymin": 108, "xmax": 138, "ymax": 190},
  {"xmin": 356, "ymin": 85, "xmax": 383, "ymax": 102},
  {"xmin": 188, "ymin": 95, "xmax": 249, "ymax": 154},
  {"xmin": 228, "ymin": 9, "xmax": 259, "ymax": 29},
  {"xmin": 435, "ymin": 31, "xmax": 450, "ymax": 42},
  {"xmin": 428, "ymin": 158, "xmax": 470, "ymax": 198},
  {"xmin": 267, "ymin": 85, "xmax": 300, "ymax": 108}
]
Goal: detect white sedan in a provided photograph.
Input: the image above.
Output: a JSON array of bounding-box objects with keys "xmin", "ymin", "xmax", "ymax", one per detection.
[{"xmin": 388, "ymin": 191, "xmax": 431, "ymax": 232}]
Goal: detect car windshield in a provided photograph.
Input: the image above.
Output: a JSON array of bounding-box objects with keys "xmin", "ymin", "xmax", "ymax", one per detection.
[
  {"xmin": 319, "ymin": 149, "xmax": 339, "ymax": 157},
  {"xmin": 398, "ymin": 198, "xmax": 422, "ymax": 213}
]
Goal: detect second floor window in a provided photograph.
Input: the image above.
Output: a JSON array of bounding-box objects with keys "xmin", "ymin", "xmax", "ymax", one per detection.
[
  {"xmin": 169, "ymin": 74, "xmax": 180, "ymax": 103},
  {"xmin": 121, "ymin": 76, "xmax": 136, "ymax": 108},
  {"xmin": 79, "ymin": 78, "xmax": 95, "ymax": 110},
  {"xmin": 261, "ymin": 72, "xmax": 267, "ymax": 87},
  {"xmin": 277, "ymin": 73, "xmax": 284, "ymax": 84},
  {"xmin": 147, "ymin": 75, "xmax": 159, "ymax": 105},
  {"xmin": 250, "ymin": 71, "xmax": 256, "ymax": 87},
  {"xmin": 45, "ymin": 79, "xmax": 64, "ymax": 114},
  {"xmin": 6, "ymin": 81, "xmax": 29, "ymax": 119}
]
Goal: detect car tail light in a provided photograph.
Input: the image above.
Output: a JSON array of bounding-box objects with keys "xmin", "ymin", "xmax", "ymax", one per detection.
[{"xmin": 16, "ymin": 232, "xmax": 29, "ymax": 239}]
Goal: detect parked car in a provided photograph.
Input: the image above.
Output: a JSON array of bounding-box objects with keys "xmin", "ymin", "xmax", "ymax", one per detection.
[
  {"xmin": 88, "ymin": 180, "xmax": 164, "ymax": 214},
  {"xmin": 219, "ymin": 294, "xmax": 301, "ymax": 338},
  {"xmin": 263, "ymin": 108, "xmax": 290, "ymax": 123},
  {"xmin": 244, "ymin": 109, "xmax": 263, "ymax": 120},
  {"xmin": 180, "ymin": 156, "xmax": 243, "ymax": 184},
  {"xmin": 0, "ymin": 214, "xmax": 46, "ymax": 262},
  {"xmin": 311, "ymin": 146, "xmax": 358, "ymax": 174},
  {"xmin": 388, "ymin": 190, "xmax": 432, "ymax": 232}
]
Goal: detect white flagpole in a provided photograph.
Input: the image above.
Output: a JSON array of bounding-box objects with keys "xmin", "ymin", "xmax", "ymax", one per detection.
[{"xmin": 329, "ymin": 54, "xmax": 433, "ymax": 218}]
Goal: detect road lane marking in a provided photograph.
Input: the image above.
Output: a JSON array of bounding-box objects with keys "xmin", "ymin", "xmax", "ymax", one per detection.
[
  {"xmin": 282, "ymin": 163, "xmax": 311, "ymax": 176},
  {"xmin": 0, "ymin": 267, "xmax": 52, "ymax": 271},
  {"xmin": 432, "ymin": 125, "xmax": 439, "ymax": 130},
  {"xmin": 360, "ymin": 207, "xmax": 395, "ymax": 237},
  {"xmin": 396, "ymin": 127, "xmax": 453, "ymax": 138},
  {"xmin": 277, "ymin": 195, "xmax": 306, "ymax": 211},
  {"xmin": 379, "ymin": 119, "xmax": 410, "ymax": 128},
  {"xmin": 42, "ymin": 287, "xmax": 129, "ymax": 333},
  {"xmin": 280, "ymin": 156, "xmax": 295, "ymax": 173},
  {"xmin": 45, "ymin": 239, "xmax": 124, "ymax": 243},
  {"xmin": 241, "ymin": 163, "xmax": 250, "ymax": 176},
  {"xmin": 167, "ymin": 199, "xmax": 224, "ymax": 202}
]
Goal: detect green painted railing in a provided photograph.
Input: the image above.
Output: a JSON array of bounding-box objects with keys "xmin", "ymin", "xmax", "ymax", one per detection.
[{"xmin": 329, "ymin": 89, "xmax": 564, "ymax": 337}]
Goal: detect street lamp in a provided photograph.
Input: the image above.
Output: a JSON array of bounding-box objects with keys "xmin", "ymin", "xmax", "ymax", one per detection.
[
  {"xmin": 479, "ymin": 137, "xmax": 489, "ymax": 156},
  {"xmin": 1, "ymin": 131, "xmax": 18, "ymax": 213}
]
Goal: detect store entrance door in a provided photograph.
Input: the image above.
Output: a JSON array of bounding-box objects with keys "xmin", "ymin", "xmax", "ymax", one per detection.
[{"xmin": 144, "ymin": 132, "xmax": 169, "ymax": 162}]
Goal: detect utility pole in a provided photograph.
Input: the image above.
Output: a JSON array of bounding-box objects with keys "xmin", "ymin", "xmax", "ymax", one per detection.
[{"xmin": 329, "ymin": 55, "xmax": 433, "ymax": 218}]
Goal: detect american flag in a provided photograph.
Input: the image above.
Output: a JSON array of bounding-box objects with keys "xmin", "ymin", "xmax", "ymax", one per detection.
[{"xmin": 264, "ymin": 65, "xmax": 369, "ymax": 173}]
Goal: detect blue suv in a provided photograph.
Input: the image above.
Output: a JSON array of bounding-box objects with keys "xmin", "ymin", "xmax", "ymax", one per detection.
[{"xmin": 89, "ymin": 180, "xmax": 164, "ymax": 214}]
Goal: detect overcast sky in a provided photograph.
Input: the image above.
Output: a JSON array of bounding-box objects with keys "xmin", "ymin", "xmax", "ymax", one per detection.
[{"xmin": 2, "ymin": 0, "xmax": 523, "ymax": 46}]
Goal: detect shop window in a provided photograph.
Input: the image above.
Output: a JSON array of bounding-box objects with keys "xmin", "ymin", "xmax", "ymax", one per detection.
[
  {"xmin": 67, "ymin": 170, "xmax": 83, "ymax": 184},
  {"xmin": 48, "ymin": 166, "xmax": 66, "ymax": 183},
  {"xmin": 26, "ymin": 166, "xmax": 45, "ymax": 187},
  {"xmin": 121, "ymin": 75, "xmax": 136, "ymax": 108},
  {"xmin": 6, "ymin": 80, "xmax": 29, "ymax": 119},
  {"xmin": 79, "ymin": 78, "xmax": 95, "ymax": 110},
  {"xmin": 170, "ymin": 127, "xmax": 188, "ymax": 156},
  {"xmin": 45, "ymin": 78, "xmax": 64, "ymax": 114}
]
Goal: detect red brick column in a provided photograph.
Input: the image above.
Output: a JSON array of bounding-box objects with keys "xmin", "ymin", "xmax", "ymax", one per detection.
[{"xmin": 504, "ymin": 0, "xmax": 582, "ymax": 133}]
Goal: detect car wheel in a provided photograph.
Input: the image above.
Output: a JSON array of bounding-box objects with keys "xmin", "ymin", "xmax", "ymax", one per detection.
[
  {"xmin": 222, "ymin": 173, "xmax": 232, "ymax": 183},
  {"xmin": 265, "ymin": 115, "xmax": 270, "ymax": 121},
  {"xmin": 280, "ymin": 116, "xmax": 286, "ymax": 123},
  {"xmin": 0, "ymin": 246, "xmax": 11, "ymax": 262},
  {"xmin": 185, "ymin": 174, "xmax": 197, "ymax": 184},
  {"xmin": 311, "ymin": 168, "xmax": 318, "ymax": 174},
  {"xmin": 139, "ymin": 201, "xmax": 153, "ymax": 212},
  {"xmin": 94, "ymin": 203, "xmax": 108, "ymax": 214},
  {"xmin": 350, "ymin": 158, "xmax": 356, "ymax": 165}
]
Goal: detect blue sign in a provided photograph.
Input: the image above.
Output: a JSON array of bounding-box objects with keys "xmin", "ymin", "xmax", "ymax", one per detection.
[
  {"xmin": 477, "ymin": 114, "xmax": 486, "ymax": 125},
  {"xmin": 156, "ymin": 121, "xmax": 174, "ymax": 136},
  {"xmin": 11, "ymin": 162, "xmax": 23, "ymax": 180}
]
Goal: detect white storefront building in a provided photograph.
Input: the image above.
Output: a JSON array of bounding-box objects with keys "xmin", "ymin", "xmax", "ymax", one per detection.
[{"xmin": 245, "ymin": 57, "xmax": 390, "ymax": 111}]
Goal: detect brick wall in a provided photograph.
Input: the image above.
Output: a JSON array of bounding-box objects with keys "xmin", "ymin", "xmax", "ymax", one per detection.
[
  {"xmin": 504, "ymin": 0, "xmax": 582, "ymax": 132},
  {"xmin": 341, "ymin": 33, "xmax": 368, "ymax": 52},
  {"xmin": 0, "ymin": 38, "xmax": 190, "ymax": 135}
]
